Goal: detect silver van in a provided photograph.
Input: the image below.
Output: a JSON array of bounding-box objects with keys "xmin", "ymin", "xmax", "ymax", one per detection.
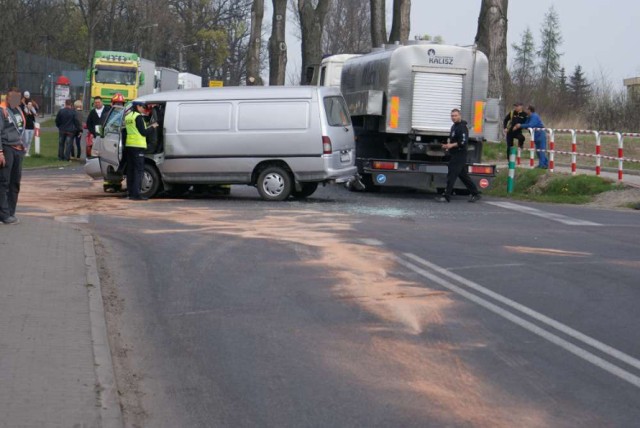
[{"xmin": 85, "ymin": 86, "xmax": 357, "ymax": 201}]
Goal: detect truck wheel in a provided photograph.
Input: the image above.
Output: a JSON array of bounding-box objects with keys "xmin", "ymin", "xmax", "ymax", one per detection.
[
  {"xmin": 291, "ymin": 182, "xmax": 318, "ymax": 199},
  {"xmin": 256, "ymin": 166, "xmax": 292, "ymax": 201},
  {"xmin": 141, "ymin": 163, "xmax": 161, "ymax": 199}
]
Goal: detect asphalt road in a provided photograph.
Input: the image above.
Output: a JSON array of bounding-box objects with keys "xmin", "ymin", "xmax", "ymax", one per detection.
[{"xmin": 21, "ymin": 168, "xmax": 640, "ymax": 427}]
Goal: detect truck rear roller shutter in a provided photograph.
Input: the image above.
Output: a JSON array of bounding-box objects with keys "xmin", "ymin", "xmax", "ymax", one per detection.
[{"xmin": 411, "ymin": 72, "xmax": 463, "ymax": 133}]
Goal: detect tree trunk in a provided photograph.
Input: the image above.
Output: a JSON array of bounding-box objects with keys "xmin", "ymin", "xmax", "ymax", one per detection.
[
  {"xmin": 247, "ymin": 0, "xmax": 264, "ymax": 85},
  {"xmin": 389, "ymin": 0, "xmax": 411, "ymax": 44},
  {"xmin": 269, "ymin": 0, "xmax": 287, "ymax": 85},
  {"xmin": 370, "ymin": 0, "xmax": 387, "ymax": 47},
  {"xmin": 297, "ymin": 0, "xmax": 331, "ymax": 85},
  {"xmin": 475, "ymin": 0, "xmax": 509, "ymax": 99}
]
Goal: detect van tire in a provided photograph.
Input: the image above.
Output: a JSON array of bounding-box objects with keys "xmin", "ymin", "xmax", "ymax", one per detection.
[
  {"xmin": 141, "ymin": 163, "xmax": 161, "ymax": 199},
  {"xmin": 291, "ymin": 182, "xmax": 318, "ymax": 199},
  {"xmin": 256, "ymin": 166, "xmax": 292, "ymax": 201}
]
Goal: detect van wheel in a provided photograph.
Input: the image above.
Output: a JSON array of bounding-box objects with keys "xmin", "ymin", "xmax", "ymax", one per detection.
[
  {"xmin": 141, "ymin": 164, "xmax": 161, "ymax": 199},
  {"xmin": 257, "ymin": 166, "xmax": 292, "ymax": 201},
  {"xmin": 291, "ymin": 182, "xmax": 318, "ymax": 199}
]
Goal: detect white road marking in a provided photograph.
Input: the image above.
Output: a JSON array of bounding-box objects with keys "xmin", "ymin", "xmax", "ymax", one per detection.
[
  {"xmin": 396, "ymin": 254, "xmax": 640, "ymax": 389},
  {"xmin": 358, "ymin": 238, "xmax": 385, "ymax": 246},
  {"xmin": 486, "ymin": 201, "xmax": 603, "ymax": 226},
  {"xmin": 404, "ymin": 253, "xmax": 640, "ymax": 373}
]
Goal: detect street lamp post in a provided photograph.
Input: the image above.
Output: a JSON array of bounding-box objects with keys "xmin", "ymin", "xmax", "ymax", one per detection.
[
  {"xmin": 178, "ymin": 43, "xmax": 198, "ymax": 72},
  {"xmin": 137, "ymin": 23, "xmax": 159, "ymax": 57}
]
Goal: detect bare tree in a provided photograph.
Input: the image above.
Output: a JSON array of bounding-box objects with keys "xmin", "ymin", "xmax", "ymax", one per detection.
[
  {"xmin": 370, "ymin": 0, "xmax": 387, "ymax": 47},
  {"xmin": 269, "ymin": 0, "xmax": 288, "ymax": 85},
  {"xmin": 77, "ymin": 0, "xmax": 108, "ymax": 69},
  {"xmin": 389, "ymin": 0, "xmax": 411, "ymax": 44},
  {"xmin": 475, "ymin": 0, "xmax": 509, "ymax": 99},
  {"xmin": 296, "ymin": 0, "xmax": 331, "ymax": 84},
  {"xmin": 247, "ymin": 0, "xmax": 264, "ymax": 85},
  {"xmin": 323, "ymin": 0, "xmax": 371, "ymax": 55}
]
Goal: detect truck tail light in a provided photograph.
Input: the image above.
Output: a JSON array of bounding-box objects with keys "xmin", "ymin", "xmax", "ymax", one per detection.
[
  {"xmin": 322, "ymin": 136, "xmax": 332, "ymax": 154},
  {"xmin": 372, "ymin": 161, "xmax": 398, "ymax": 170},
  {"xmin": 469, "ymin": 165, "xmax": 494, "ymax": 175}
]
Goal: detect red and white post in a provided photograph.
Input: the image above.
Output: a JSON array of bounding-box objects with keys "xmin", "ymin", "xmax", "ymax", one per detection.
[
  {"xmin": 34, "ymin": 122, "xmax": 41, "ymax": 155},
  {"xmin": 571, "ymin": 130, "xmax": 577, "ymax": 175},
  {"xmin": 548, "ymin": 129, "xmax": 555, "ymax": 172},
  {"xmin": 616, "ymin": 132, "xmax": 624, "ymax": 182},
  {"xmin": 529, "ymin": 129, "xmax": 535, "ymax": 168},
  {"xmin": 594, "ymin": 131, "xmax": 601, "ymax": 176}
]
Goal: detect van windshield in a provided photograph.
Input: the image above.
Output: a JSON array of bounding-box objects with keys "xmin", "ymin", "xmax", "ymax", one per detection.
[{"xmin": 323, "ymin": 96, "xmax": 351, "ymax": 127}]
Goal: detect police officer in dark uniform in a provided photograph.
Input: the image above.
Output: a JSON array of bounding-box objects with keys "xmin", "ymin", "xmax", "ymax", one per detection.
[
  {"xmin": 436, "ymin": 108, "xmax": 481, "ymax": 203},
  {"xmin": 124, "ymin": 101, "xmax": 158, "ymax": 200},
  {"xmin": 503, "ymin": 102, "xmax": 528, "ymax": 159}
]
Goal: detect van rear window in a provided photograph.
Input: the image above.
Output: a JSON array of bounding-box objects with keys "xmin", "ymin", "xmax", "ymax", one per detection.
[{"xmin": 324, "ymin": 96, "xmax": 351, "ymax": 127}]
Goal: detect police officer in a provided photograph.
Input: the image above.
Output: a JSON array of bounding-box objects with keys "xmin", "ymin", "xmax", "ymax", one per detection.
[
  {"xmin": 436, "ymin": 108, "xmax": 481, "ymax": 203},
  {"xmin": 124, "ymin": 101, "xmax": 158, "ymax": 200}
]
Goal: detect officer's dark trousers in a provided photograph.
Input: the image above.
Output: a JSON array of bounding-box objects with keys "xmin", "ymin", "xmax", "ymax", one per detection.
[
  {"xmin": 445, "ymin": 150, "xmax": 478, "ymax": 197},
  {"xmin": 125, "ymin": 147, "xmax": 145, "ymax": 198},
  {"xmin": 506, "ymin": 131, "xmax": 525, "ymax": 159},
  {"xmin": 0, "ymin": 145, "xmax": 24, "ymax": 219}
]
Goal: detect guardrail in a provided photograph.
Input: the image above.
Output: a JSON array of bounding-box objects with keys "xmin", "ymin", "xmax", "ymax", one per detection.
[{"xmin": 514, "ymin": 128, "xmax": 640, "ymax": 182}]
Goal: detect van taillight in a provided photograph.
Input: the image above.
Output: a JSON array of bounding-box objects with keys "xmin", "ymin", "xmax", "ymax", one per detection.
[{"xmin": 322, "ymin": 136, "xmax": 332, "ymax": 154}]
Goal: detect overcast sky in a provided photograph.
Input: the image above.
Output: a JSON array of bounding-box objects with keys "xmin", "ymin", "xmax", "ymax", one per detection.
[{"xmin": 284, "ymin": 0, "xmax": 640, "ymax": 87}]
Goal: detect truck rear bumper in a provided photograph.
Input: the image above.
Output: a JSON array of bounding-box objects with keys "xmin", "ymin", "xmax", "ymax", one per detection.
[{"xmin": 363, "ymin": 159, "xmax": 496, "ymax": 192}]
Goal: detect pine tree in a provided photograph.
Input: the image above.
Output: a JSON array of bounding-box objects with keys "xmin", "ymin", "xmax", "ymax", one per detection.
[
  {"xmin": 568, "ymin": 65, "xmax": 591, "ymax": 108},
  {"xmin": 537, "ymin": 6, "xmax": 563, "ymax": 89},
  {"xmin": 558, "ymin": 67, "xmax": 568, "ymax": 96},
  {"xmin": 511, "ymin": 27, "xmax": 536, "ymax": 88}
]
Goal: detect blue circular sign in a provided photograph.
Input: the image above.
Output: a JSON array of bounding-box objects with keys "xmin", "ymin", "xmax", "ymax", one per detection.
[{"xmin": 376, "ymin": 174, "xmax": 387, "ymax": 184}]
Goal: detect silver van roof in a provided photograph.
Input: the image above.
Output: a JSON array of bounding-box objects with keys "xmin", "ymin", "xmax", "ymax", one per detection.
[{"xmin": 135, "ymin": 86, "xmax": 342, "ymax": 103}]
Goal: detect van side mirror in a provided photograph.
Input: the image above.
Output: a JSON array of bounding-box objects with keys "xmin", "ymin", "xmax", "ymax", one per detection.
[{"xmin": 95, "ymin": 125, "xmax": 104, "ymax": 138}]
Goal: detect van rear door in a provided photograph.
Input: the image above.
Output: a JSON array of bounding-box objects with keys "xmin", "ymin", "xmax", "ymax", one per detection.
[{"xmin": 322, "ymin": 95, "xmax": 354, "ymax": 164}]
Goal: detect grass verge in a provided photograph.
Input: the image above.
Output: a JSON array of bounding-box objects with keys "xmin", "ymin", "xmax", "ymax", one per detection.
[
  {"xmin": 485, "ymin": 168, "xmax": 624, "ymax": 204},
  {"xmin": 23, "ymin": 130, "xmax": 77, "ymax": 169}
]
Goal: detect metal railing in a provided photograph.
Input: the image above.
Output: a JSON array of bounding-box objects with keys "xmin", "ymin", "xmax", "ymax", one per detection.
[{"xmin": 514, "ymin": 128, "xmax": 640, "ymax": 182}]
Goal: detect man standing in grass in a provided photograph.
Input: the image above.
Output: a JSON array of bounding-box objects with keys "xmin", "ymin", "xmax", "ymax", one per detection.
[
  {"xmin": 516, "ymin": 105, "xmax": 549, "ymax": 169},
  {"xmin": 55, "ymin": 99, "xmax": 81, "ymax": 161}
]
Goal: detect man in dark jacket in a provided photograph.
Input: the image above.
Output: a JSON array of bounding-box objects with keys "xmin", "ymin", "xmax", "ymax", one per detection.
[
  {"xmin": 503, "ymin": 102, "xmax": 528, "ymax": 160},
  {"xmin": 436, "ymin": 109, "xmax": 481, "ymax": 203},
  {"xmin": 0, "ymin": 88, "xmax": 27, "ymax": 224},
  {"xmin": 55, "ymin": 99, "xmax": 81, "ymax": 161},
  {"xmin": 86, "ymin": 96, "xmax": 111, "ymax": 139}
]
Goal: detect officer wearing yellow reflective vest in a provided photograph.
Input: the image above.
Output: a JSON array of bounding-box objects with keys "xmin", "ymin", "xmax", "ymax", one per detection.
[{"xmin": 124, "ymin": 101, "xmax": 158, "ymax": 200}]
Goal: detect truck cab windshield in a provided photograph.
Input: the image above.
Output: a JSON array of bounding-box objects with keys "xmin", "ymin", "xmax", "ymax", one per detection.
[{"xmin": 95, "ymin": 66, "xmax": 137, "ymax": 85}]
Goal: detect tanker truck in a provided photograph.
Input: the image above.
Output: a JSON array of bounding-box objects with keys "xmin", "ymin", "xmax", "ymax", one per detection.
[{"xmin": 313, "ymin": 42, "xmax": 496, "ymax": 193}]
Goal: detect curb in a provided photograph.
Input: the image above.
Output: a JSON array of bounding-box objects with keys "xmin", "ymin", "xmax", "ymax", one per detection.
[{"xmin": 82, "ymin": 232, "xmax": 124, "ymax": 428}]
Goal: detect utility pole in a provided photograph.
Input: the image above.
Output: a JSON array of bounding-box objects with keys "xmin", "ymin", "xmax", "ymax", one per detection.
[{"xmin": 179, "ymin": 43, "xmax": 198, "ymax": 72}]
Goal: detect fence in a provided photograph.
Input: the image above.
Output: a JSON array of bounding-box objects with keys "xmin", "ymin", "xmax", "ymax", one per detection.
[{"xmin": 514, "ymin": 128, "xmax": 640, "ymax": 183}]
